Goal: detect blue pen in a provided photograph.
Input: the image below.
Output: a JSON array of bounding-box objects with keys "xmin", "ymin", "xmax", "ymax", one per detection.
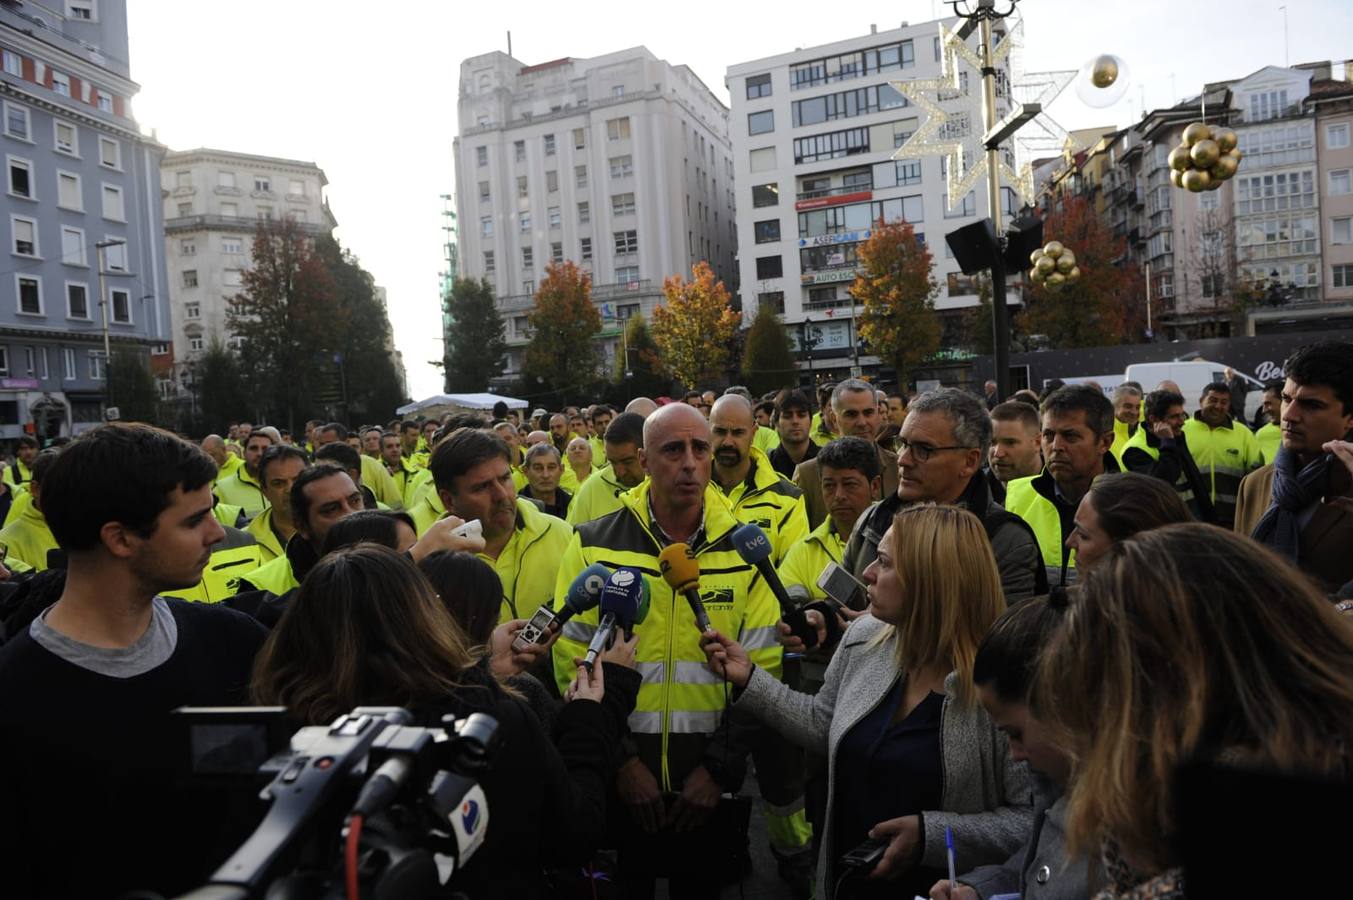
[{"xmin": 946, "ymin": 826, "xmax": 957, "ymax": 895}]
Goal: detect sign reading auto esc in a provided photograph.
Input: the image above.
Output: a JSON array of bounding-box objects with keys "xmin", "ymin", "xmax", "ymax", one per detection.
[{"xmin": 793, "ymin": 190, "xmax": 873, "ymax": 212}]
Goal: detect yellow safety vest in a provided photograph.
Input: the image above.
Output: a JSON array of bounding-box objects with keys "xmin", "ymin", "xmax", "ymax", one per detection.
[
  {"xmin": 214, "ymin": 467, "xmax": 268, "ymax": 518},
  {"xmin": 359, "ymin": 454, "xmax": 404, "ymax": 510},
  {"xmin": 714, "ymin": 447, "xmax": 807, "ymax": 565},
  {"xmin": 1122, "ymin": 425, "xmax": 1200, "ymax": 510},
  {"xmin": 215, "ymin": 453, "xmax": 244, "ymax": 482},
  {"xmin": 2, "ymin": 458, "xmax": 32, "ymax": 490},
  {"xmin": 566, "ymin": 465, "xmax": 641, "ymax": 527},
  {"xmin": 163, "ymin": 528, "xmax": 266, "ymax": 603},
  {"xmin": 1110, "ymin": 418, "xmax": 1138, "ymax": 468},
  {"xmin": 752, "ymin": 425, "xmax": 781, "ymax": 454},
  {"xmin": 0, "ymin": 502, "xmax": 57, "ymax": 571},
  {"xmin": 238, "ymin": 553, "xmax": 300, "ymax": 596},
  {"xmin": 1003, "ymin": 473, "xmax": 1074, "ymax": 585},
  {"xmin": 243, "ymin": 507, "xmax": 288, "ymax": 562},
  {"xmin": 777, "ymin": 516, "xmax": 846, "ymax": 600},
  {"xmin": 1256, "ymin": 422, "xmax": 1281, "ymax": 466},
  {"xmin": 1182, "ymin": 415, "xmax": 1262, "ymax": 525}
]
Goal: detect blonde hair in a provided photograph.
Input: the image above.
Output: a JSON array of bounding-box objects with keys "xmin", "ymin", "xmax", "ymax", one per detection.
[
  {"xmin": 1034, "ymin": 524, "xmax": 1353, "ymax": 875},
  {"xmin": 872, "ymin": 504, "xmax": 1006, "ymax": 705}
]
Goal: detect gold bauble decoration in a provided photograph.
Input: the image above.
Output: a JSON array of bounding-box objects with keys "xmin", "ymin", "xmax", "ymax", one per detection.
[
  {"xmin": 1046, "ymin": 272, "xmax": 1066, "ymax": 288},
  {"xmin": 1171, "ymin": 169, "xmax": 1185, "ymax": 188},
  {"xmin": 1035, "ymin": 255, "xmax": 1057, "ymax": 276},
  {"xmin": 1056, "ymin": 254, "xmax": 1077, "ymax": 275},
  {"xmin": 1030, "ymin": 249, "xmax": 1046, "ymax": 266},
  {"xmin": 1205, "ymin": 177, "xmax": 1223, "ymax": 191},
  {"xmin": 1043, "ymin": 241, "xmax": 1065, "ymax": 259},
  {"xmin": 1190, "ymin": 139, "xmax": 1221, "ymax": 168},
  {"xmin": 1090, "ymin": 55, "xmax": 1119, "ymax": 88},
  {"xmin": 1168, "ymin": 145, "xmax": 1192, "ymax": 171},
  {"xmin": 1210, "ymin": 155, "xmax": 1238, "ymax": 179},
  {"xmin": 1228, "ymin": 148, "xmax": 1243, "ymax": 163},
  {"xmin": 1182, "ymin": 122, "xmax": 1212, "ymax": 146},
  {"xmin": 1066, "ymin": 266, "xmax": 1082, "ymax": 282},
  {"xmin": 1214, "ymin": 128, "xmax": 1238, "ymax": 153},
  {"xmin": 1181, "ymin": 168, "xmax": 1210, "ymax": 192}
]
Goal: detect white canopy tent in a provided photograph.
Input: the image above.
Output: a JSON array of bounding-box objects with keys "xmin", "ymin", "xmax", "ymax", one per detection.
[{"xmin": 395, "ymin": 392, "xmax": 529, "ymax": 419}]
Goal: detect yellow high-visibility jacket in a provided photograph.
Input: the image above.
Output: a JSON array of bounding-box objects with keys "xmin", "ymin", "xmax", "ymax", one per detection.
[
  {"xmin": 778, "ymin": 516, "xmax": 847, "ymax": 601},
  {"xmin": 163, "ymin": 527, "xmax": 266, "ymax": 604},
  {"xmin": 214, "ymin": 467, "xmax": 268, "ymax": 518},
  {"xmin": 714, "ymin": 447, "xmax": 807, "ymax": 565}
]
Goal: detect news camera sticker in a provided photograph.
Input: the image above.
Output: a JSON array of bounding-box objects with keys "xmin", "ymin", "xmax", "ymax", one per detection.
[
  {"xmin": 585, "ymin": 573, "xmax": 607, "ymax": 593},
  {"xmin": 611, "ymin": 569, "xmax": 637, "ymax": 588}
]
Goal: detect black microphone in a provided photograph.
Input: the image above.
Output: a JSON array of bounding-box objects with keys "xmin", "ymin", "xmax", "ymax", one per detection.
[{"xmin": 731, "ymin": 523, "xmax": 818, "ymax": 649}]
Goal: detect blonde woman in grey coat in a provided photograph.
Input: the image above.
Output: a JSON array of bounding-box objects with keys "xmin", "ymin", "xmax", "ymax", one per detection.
[{"xmin": 703, "ymin": 505, "xmax": 1032, "ymax": 900}]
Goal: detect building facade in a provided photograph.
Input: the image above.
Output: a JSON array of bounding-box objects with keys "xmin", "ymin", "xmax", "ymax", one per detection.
[
  {"xmin": 453, "ymin": 47, "xmax": 734, "ymax": 382},
  {"xmin": 0, "ymin": 0, "xmax": 169, "ymax": 439},
  {"xmin": 727, "ymin": 20, "xmax": 1020, "ymax": 384},
  {"xmin": 160, "ymin": 148, "xmax": 336, "ymax": 408}
]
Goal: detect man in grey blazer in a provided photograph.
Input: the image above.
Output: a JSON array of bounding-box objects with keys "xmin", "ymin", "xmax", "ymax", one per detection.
[{"xmin": 794, "ymin": 379, "xmax": 899, "ymax": 530}]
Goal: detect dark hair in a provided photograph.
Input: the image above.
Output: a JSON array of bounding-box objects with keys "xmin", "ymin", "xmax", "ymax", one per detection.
[
  {"xmin": 604, "ymin": 411, "xmax": 646, "ymax": 448},
  {"xmin": 434, "ymin": 414, "xmax": 488, "ymax": 445},
  {"xmin": 1144, "ymin": 389, "xmax": 1186, "ymax": 422},
  {"xmin": 417, "ymin": 551, "xmax": 505, "ymax": 646},
  {"xmin": 42, "ymin": 423, "xmax": 217, "ymax": 552},
  {"xmin": 29, "ymin": 448, "xmax": 60, "ymax": 486},
  {"xmin": 1263, "ymin": 379, "xmax": 1284, "ymax": 397},
  {"xmin": 1011, "ymin": 389, "xmax": 1040, "ymax": 408},
  {"xmin": 400, "ymin": 420, "xmax": 420, "ymax": 433},
  {"xmin": 314, "ymin": 441, "xmax": 362, "ymax": 474},
  {"xmin": 318, "ymin": 422, "xmax": 348, "ymax": 440},
  {"xmin": 1285, "ymin": 341, "xmax": 1353, "ymax": 414},
  {"xmin": 684, "ymin": 390, "xmax": 703, "ymax": 403},
  {"xmin": 1200, "ymin": 381, "xmax": 1231, "ymax": 401},
  {"xmin": 1086, "ymin": 472, "xmax": 1191, "ymax": 542},
  {"xmin": 754, "ymin": 399, "xmax": 775, "ymax": 417},
  {"xmin": 320, "ymin": 509, "xmax": 417, "ymax": 555},
  {"xmin": 973, "ymin": 592, "xmax": 1070, "ymax": 703},
  {"xmin": 258, "ymin": 444, "xmax": 309, "ymax": 484},
  {"xmin": 430, "ymin": 428, "xmax": 510, "ymax": 492},
  {"xmin": 1123, "ymin": 380, "xmax": 1143, "ymax": 392},
  {"xmin": 1040, "ymin": 384, "xmax": 1114, "ymax": 436},
  {"xmin": 991, "ymin": 400, "xmax": 1039, "ymax": 431},
  {"xmin": 775, "ymin": 388, "xmax": 812, "ymax": 417},
  {"xmin": 590, "ymin": 404, "xmax": 614, "ymax": 423},
  {"xmin": 816, "ymin": 436, "xmax": 881, "ymax": 481},
  {"xmin": 492, "ymin": 400, "xmax": 509, "ymax": 418},
  {"xmin": 16, "ymin": 435, "xmax": 38, "ymax": 450},
  {"xmin": 290, "ymin": 463, "xmax": 351, "ymax": 530}
]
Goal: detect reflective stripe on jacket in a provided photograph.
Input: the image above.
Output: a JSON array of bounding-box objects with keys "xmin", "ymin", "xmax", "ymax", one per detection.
[{"xmin": 163, "ymin": 527, "xmax": 266, "ymax": 603}]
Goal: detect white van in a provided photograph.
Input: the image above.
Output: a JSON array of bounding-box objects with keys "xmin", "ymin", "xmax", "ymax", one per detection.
[{"xmin": 1124, "ymin": 360, "xmax": 1264, "ymax": 421}]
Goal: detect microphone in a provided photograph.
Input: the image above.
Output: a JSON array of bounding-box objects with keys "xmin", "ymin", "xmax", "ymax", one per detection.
[
  {"xmin": 731, "ymin": 522, "xmax": 818, "ymax": 649},
  {"xmin": 511, "ymin": 562, "xmax": 610, "ymax": 651},
  {"xmin": 584, "ymin": 567, "xmax": 645, "ymax": 670},
  {"xmin": 658, "ymin": 543, "xmax": 713, "ymax": 634}
]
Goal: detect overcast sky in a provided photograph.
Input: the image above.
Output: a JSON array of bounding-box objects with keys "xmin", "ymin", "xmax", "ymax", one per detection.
[{"xmin": 126, "ymin": 0, "xmax": 1353, "ymax": 399}]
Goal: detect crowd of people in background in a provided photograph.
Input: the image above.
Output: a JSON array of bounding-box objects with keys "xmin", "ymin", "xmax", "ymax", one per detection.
[{"xmin": 1, "ymin": 340, "xmax": 1352, "ymax": 899}]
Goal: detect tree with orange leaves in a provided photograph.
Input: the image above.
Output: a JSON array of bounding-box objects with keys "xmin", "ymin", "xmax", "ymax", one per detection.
[
  {"xmin": 853, "ymin": 218, "xmax": 941, "ymax": 389},
  {"xmin": 523, "ymin": 261, "xmax": 602, "ymax": 397},
  {"xmin": 650, "ymin": 261, "xmax": 741, "ymax": 388}
]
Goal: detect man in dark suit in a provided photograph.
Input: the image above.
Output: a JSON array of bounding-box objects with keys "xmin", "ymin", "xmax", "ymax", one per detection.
[{"xmin": 793, "ymin": 379, "xmax": 898, "ymax": 530}]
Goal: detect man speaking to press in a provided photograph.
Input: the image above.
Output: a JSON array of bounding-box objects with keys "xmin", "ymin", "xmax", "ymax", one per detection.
[{"xmin": 551, "ymin": 402, "xmax": 782, "ymax": 898}]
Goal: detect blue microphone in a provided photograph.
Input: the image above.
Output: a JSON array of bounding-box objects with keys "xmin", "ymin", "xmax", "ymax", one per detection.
[
  {"xmin": 731, "ymin": 522, "xmax": 818, "ymax": 649},
  {"xmin": 584, "ymin": 567, "xmax": 645, "ymax": 670}
]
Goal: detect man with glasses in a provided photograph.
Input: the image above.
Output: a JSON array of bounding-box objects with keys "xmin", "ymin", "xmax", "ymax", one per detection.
[{"xmin": 842, "ymin": 388, "xmax": 1041, "ymax": 602}]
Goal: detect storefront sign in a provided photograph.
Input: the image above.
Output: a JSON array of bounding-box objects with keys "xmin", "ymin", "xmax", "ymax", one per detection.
[
  {"xmin": 801, "ymin": 268, "xmax": 860, "ymax": 285},
  {"xmin": 798, "ymin": 229, "xmax": 870, "ymax": 249},
  {"xmin": 788, "ymin": 320, "xmax": 853, "ymax": 352},
  {"xmin": 1, "ymin": 378, "xmax": 39, "ymax": 390},
  {"xmin": 794, "ymin": 190, "xmax": 872, "ymax": 212}
]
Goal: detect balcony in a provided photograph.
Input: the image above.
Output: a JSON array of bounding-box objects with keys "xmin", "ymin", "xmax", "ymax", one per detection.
[
  {"xmin": 795, "ymin": 182, "xmax": 873, "ymax": 202},
  {"xmin": 163, "ymin": 214, "xmax": 332, "ymax": 236}
]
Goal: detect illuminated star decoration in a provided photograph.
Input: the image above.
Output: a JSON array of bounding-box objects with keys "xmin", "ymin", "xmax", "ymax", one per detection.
[{"xmin": 891, "ymin": 16, "xmax": 1073, "ymax": 209}]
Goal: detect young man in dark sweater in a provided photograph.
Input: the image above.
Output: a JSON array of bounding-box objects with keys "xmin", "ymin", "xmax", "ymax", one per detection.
[{"xmin": 0, "ymin": 423, "xmax": 268, "ymax": 899}]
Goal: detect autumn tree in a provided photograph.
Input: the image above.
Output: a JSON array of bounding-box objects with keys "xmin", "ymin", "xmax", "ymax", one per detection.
[
  {"xmin": 853, "ymin": 219, "xmax": 941, "ymax": 388},
  {"xmin": 1016, "ymin": 196, "xmax": 1144, "ymax": 347},
  {"xmin": 106, "ymin": 346, "xmax": 160, "ymax": 424},
  {"xmin": 650, "ymin": 261, "xmax": 741, "ymax": 389},
  {"xmin": 522, "ymin": 261, "xmax": 602, "ymax": 401},
  {"xmin": 197, "ymin": 338, "xmax": 252, "ymax": 428},
  {"xmin": 443, "ymin": 277, "xmax": 507, "ymax": 392},
  {"xmin": 741, "ymin": 303, "xmax": 798, "ymax": 396},
  {"xmin": 614, "ymin": 312, "xmax": 669, "ymax": 399}
]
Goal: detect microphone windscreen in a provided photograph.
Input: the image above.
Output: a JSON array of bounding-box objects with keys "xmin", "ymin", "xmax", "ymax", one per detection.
[
  {"xmin": 658, "ymin": 543, "xmax": 700, "ymax": 592},
  {"xmin": 633, "ymin": 577, "xmax": 652, "ymax": 625},
  {"xmin": 731, "ymin": 523, "xmax": 774, "ymax": 565},
  {"xmin": 786, "ymin": 584, "xmax": 812, "ymax": 604},
  {"xmin": 599, "ymin": 567, "xmax": 644, "ymax": 627},
  {"xmin": 564, "ymin": 563, "xmax": 612, "ymax": 614}
]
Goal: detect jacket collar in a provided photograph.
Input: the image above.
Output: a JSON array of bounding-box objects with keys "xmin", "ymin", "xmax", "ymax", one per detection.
[
  {"xmin": 1030, "ymin": 451, "xmax": 1121, "ymax": 503},
  {"xmin": 619, "ymin": 480, "xmax": 740, "ymax": 552}
]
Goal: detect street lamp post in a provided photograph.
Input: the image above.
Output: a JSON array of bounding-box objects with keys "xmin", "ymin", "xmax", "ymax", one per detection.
[{"xmin": 95, "ymin": 238, "xmax": 126, "ymax": 413}]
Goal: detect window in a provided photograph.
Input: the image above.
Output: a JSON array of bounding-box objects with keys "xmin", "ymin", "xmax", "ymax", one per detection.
[
  {"xmin": 1329, "ymin": 123, "xmax": 1351, "ymax": 150},
  {"xmin": 218, "ymin": 171, "xmax": 236, "ymax": 189},
  {"xmin": 578, "ymin": 201, "xmax": 590, "ymax": 224},
  {"xmin": 223, "ymin": 268, "xmax": 242, "ymax": 287},
  {"xmin": 54, "ymin": 121, "xmax": 78, "ymax": 155},
  {"xmin": 89, "ymin": 351, "xmax": 105, "ymax": 380},
  {"xmin": 1334, "ymin": 264, "xmax": 1353, "ymax": 288},
  {"xmin": 789, "ymin": 39, "xmax": 915, "ymax": 90},
  {"xmin": 749, "ymin": 147, "xmax": 777, "ymax": 172},
  {"xmin": 89, "ymin": 136, "xmax": 116, "ymax": 172},
  {"xmin": 522, "ymin": 280, "xmax": 534, "ymax": 294},
  {"xmin": 752, "ymin": 183, "xmax": 779, "ymax": 207},
  {"xmin": 757, "ymin": 291, "xmax": 785, "ymax": 314},
  {"xmin": 755, "ymin": 256, "xmax": 783, "ymax": 279},
  {"xmin": 551, "ymin": 242, "xmax": 563, "ymax": 264},
  {"xmin": 39, "ymin": 347, "xmax": 48, "ymax": 380},
  {"xmin": 58, "ymin": 171, "xmax": 81, "ymax": 209},
  {"xmin": 1333, "ymin": 217, "xmax": 1353, "ymax": 245},
  {"xmin": 175, "ymin": 170, "xmax": 192, "ymax": 189},
  {"xmin": 8, "ymin": 157, "xmax": 32, "ymax": 198},
  {"xmin": 548, "ymin": 206, "xmax": 560, "ymax": 228},
  {"xmin": 1247, "ymin": 89, "xmax": 1290, "ymax": 122},
  {"xmin": 611, "ymin": 192, "xmax": 636, "ymax": 216},
  {"xmin": 184, "ymin": 301, "xmax": 200, "ymax": 319},
  {"xmin": 522, "ymin": 247, "xmax": 534, "ymax": 268},
  {"xmin": 746, "ymin": 73, "xmax": 772, "ymax": 99},
  {"xmin": 517, "ymin": 175, "xmax": 528, "ymax": 198},
  {"xmin": 896, "ymin": 160, "xmax": 922, "ymax": 185},
  {"xmin": 96, "ymin": 91, "xmax": 112, "ymax": 113},
  {"xmin": 791, "ymin": 82, "xmax": 908, "ymax": 127},
  {"xmin": 483, "ymin": 250, "xmax": 495, "ymax": 273},
  {"xmin": 614, "ymin": 230, "xmax": 638, "ymax": 255},
  {"xmin": 188, "ymin": 335, "xmax": 203, "ymax": 352},
  {"xmin": 66, "ymin": 283, "xmax": 88, "ymax": 318},
  {"xmin": 573, "ymin": 128, "xmax": 586, "ymax": 150},
  {"xmin": 52, "ymin": 72, "xmax": 70, "ymax": 97},
  {"xmin": 4, "ymin": 102, "xmax": 28, "ymax": 140},
  {"xmin": 1235, "ymin": 170, "xmax": 1315, "ymax": 215},
  {"xmin": 1199, "ymin": 190, "xmax": 1220, "ymax": 211},
  {"xmin": 612, "ymin": 85, "xmax": 625, "ymax": 98},
  {"xmin": 514, "ymin": 140, "xmax": 525, "ymax": 162},
  {"xmin": 62, "ymin": 227, "xmax": 85, "ymax": 265},
  {"xmin": 478, "ymin": 180, "xmax": 490, "ymax": 200},
  {"xmin": 544, "ymin": 134, "xmax": 556, "ymax": 156},
  {"xmin": 17, "ymin": 275, "xmax": 40, "ymax": 314},
  {"xmin": 179, "ymin": 238, "xmax": 196, "ymax": 256},
  {"xmin": 1237, "ymin": 123, "xmax": 1314, "ymax": 168},
  {"xmin": 2, "ymin": 49, "xmax": 20, "ymax": 76},
  {"xmin": 481, "ymin": 216, "xmax": 493, "ymax": 236},
  {"xmin": 102, "ymin": 184, "xmax": 124, "ymax": 220},
  {"xmin": 609, "ymin": 155, "xmax": 633, "ymax": 178},
  {"xmin": 177, "ymin": 201, "xmax": 193, "ymax": 216},
  {"xmin": 67, "ymin": 1, "xmax": 96, "ymax": 20},
  {"xmin": 253, "ymin": 175, "xmax": 270, "ymax": 192},
  {"xmin": 607, "ymin": 117, "xmax": 631, "ymax": 141},
  {"xmin": 1331, "ymin": 170, "xmax": 1352, "ymax": 196},
  {"xmin": 754, "ymin": 219, "xmax": 781, "ymax": 243},
  {"xmin": 945, "ymin": 191, "xmax": 977, "ymax": 217},
  {"xmin": 616, "ymin": 265, "xmax": 640, "ymax": 283},
  {"xmin": 110, "ymin": 288, "xmax": 130, "ymax": 323},
  {"xmin": 575, "ymin": 164, "xmax": 587, "ymax": 188},
  {"xmin": 61, "ymin": 347, "xmax": 75, "ymax": 379},
  {"xmin": 748, "ymin": 110, "xmax": 775, "ymax": 135},
  {"xmin": 288, "ymin": 178, "xmax": 304, "ymax": 197},
  {"xmin": 257, "ymin": 205, "xmax": 274, "ymax": 220},
  {"xmin": 12, "ymin": 216, "xmax": 37, "ymax": 256},
  {"xmin": 793, "ymin": 125, "xmax": 870, "ymax": 164},
  {"xmin": 476, "ymin": 146, "xmax": 488, "ymax": 167},
  {"xmin": 182, "ymin": 269, "xmax": 198, "ymax": 288},
  {"xmin": 222, "ymin": 237, "xmax": 243, "ymax": 254},
  {"xmin": 546, "ymin": 169, "xmax": 558, "ymax": 192},
  {"xmin": 581, "ymin": 237, "xmax": 592, "ymax": 261},
  {"xmin": 0, "ymin": 346, "xmax": 8, "ymax": 376},
  {"xmin": 519, "ymin": 211, "xmax": 530, "ymax": 232}
]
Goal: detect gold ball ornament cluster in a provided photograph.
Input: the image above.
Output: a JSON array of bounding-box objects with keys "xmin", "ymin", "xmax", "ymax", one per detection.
[
  {"xmin": 1029, "ymin": 241, "xmax": 1082, "ymax": 292},
  {"xmin": 1169, "ymin": 123, "xmax": 1242, "ymax": 193}
]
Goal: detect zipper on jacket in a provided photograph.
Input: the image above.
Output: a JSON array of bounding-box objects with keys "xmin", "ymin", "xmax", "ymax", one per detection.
[{"xmin": 661, "ymin": 582, "xmax": 676, "ymax": 792}]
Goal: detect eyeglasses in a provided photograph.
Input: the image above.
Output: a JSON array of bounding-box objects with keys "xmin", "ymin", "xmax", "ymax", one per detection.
[{"xmin": 896, "ymin": 439, "xmax": 975, "ymax": 463}]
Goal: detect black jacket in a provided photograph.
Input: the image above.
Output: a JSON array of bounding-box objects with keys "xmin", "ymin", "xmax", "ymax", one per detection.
[{"xmin": 1121, "ymin": 429, "xmax": 1216, "ymax": 524}]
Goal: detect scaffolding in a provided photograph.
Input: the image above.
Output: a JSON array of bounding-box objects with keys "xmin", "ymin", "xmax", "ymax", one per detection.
[{"xmin": 438, "ymin": 194, "xmax": 459, "ymax": 388}]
